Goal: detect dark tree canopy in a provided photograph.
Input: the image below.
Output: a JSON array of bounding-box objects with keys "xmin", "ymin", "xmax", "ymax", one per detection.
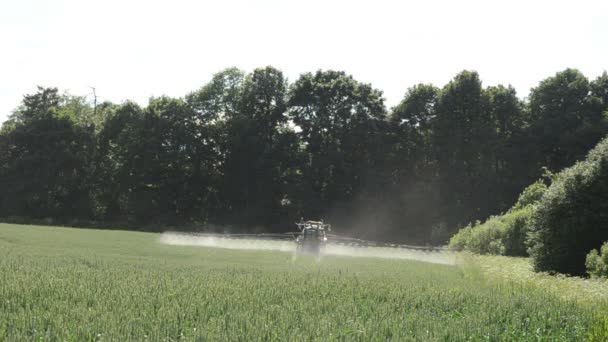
[{"xmin": 1, "ymin": 68, "xmax": 607, "ymax": 244}]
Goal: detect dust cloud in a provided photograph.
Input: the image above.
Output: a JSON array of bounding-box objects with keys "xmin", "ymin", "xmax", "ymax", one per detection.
[{"xmin": 159, "ymin": 232, "xmax": 456, "ymax": 265}]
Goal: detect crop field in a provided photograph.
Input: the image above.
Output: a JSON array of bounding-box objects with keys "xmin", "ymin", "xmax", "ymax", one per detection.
[{"xmin": 1, "ymin": 223, "xmax": 607, "ymax": 341}]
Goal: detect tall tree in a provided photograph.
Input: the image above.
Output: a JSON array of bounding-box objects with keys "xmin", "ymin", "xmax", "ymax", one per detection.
[
  {"xmin": 288, "ymin": 70, "xmax": 388, "ymax": 231},
  {"xmin": 388, "ymin": 84, "xmax": 440, "ymax": 241},
  {"xmin": 96, "ymin": 97, "xmax": 220, "ymax": 226},
  {"xmin": 528, "ymin": 69, "xmax": 606, "ymax": 172},
  {"xmin": 220, "ymin": 66, "xmax": 300, "ymax": 228},
  {"xmin": 434, "ymin": 71, "xmax": 495, "ymax": 228},
  {"xmin": 590, "ymin": 71, "xmax": 608, "ymax": 117},
  {"xmin": 485, "ymin": 85, "xmax": 529, "ymax": 209},
  {"xmin": 186, "ymin": 68, "xmax": 246, "ymax": 225},
  {"xmin": 0, "ymin": 87, "xmax": 95, "ymax": 220}
]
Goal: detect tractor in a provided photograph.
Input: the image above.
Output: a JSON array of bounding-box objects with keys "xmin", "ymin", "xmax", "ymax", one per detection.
[{"xmin": 295, "ymin": 219, "xmax": 331, "ymax": 257}]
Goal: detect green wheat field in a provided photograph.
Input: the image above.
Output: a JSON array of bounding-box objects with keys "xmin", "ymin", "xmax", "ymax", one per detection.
[{"xmin": 1, "ymin": 223, "xmax": 607, "ymax": 341}]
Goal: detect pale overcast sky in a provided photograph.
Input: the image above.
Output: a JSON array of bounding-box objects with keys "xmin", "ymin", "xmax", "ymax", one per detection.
[{"xmin": 0, "ymin": 0, "xmax": 606, "ymax": 123}]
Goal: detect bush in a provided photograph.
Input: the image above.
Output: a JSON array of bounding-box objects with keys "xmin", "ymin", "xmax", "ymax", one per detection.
[
  {"xmin": 529, "ymin": 136, "xmax": 608, "ymax": 276},
  {"xmin": 448, "ymin": 224, "xmax": 473, "ymax": 251},
  {"xmin": 466, "ymin": 217, "xmax": 506, "ymax": 255},
  {"xmin": 586, "ymin": 242, "xmax": 608, "ymax": 278},
  {"xmin": 502, "ymin": 206, "xmax": 534, "ymax": 257},
  {"xmin": 512, "ymin": 180, "xmax": 547, "ymax": 211},
  {"xmin": 449, "ymin": 217, "xmax": 505, "ymax": 255},
  {"xmin": 449, "ymin": 181, "xmax": 542, "ymax": 257}
]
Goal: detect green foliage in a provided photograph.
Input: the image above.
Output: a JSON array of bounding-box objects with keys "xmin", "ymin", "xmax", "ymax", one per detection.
[
  {"xmin": 449, "ymin": 181, "xmax": 543, "ymax": 257},
  {"xmin": 435, "ymin": 71, "xmax": 493, "ymax": 228},
  {"xmin": 9, "ymin": 86, "xmax": 61, "ymax": 123},
  {"xmin": 388, "ymin": 85, "xmax": 441, "ymax": 241},
  {"xmin": 391, "ymin": 83, "xmax": 438, "ymax": 129},
  {"xmin": 501, "ymin": 206, "xmax": 534, "ymax": 256},
  {"xmin": 0, "ymin": 223, "xmax": 604, "ymax": 340},
  {"xmin": 529, "ymin": 69, "xmax": 608, "ymax": 173},
  {"xmin": 529, "ymin": 136, "xmax": 608, "ymax": 276},
  {"xmin": 449, "ymin": 217, "xmax": 505, "ymax": 255},
  {"xmin": 288, "ymin": 70, "xmax": 388, "ymax": 221},
  {"xmin": 591, "ymin": 72, "xmax": 608, "ymax": 104},
  {"xmin": 446, "ymin": 224, "xmax": 472, "ymax": 251},
  {"xmin": 220, "ymin": 66, "xmax": 299, "ymax": 226},
  {"xmin": 0, "ymin": 87, "xmax": 96, "ymax": 220},
  {"xmin": 586, "ymin": 242, "xmax": 608, "ymax": 278},
  {"xmin": 431, "ymin": 72, "xmax": 534, "ymax": 232},
  {"xmin": 96, "ymin": 97, "xmax": 218, "ymax": 224},
  {"xmin": 2, "ymin": 67, "xmax": 608, "ymax": 244},
  {"xmin": 56, "ymin": 95, "xmax": 115, "ymax": 131},
  {"xmin": 512, "ymin": 180, "xmax": 547, "ymax": 210}
]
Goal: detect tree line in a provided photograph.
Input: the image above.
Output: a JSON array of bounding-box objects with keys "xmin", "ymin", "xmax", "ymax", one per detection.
[
  {"xmin": 449, "ymin": 134, "xmax": 608, "ymax": 277},
  {"xmin": 1, "ymin": 67, "xmax": 607, "ymax": 243}
]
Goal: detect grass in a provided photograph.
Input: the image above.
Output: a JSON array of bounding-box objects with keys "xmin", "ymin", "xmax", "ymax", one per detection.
[
  {"xmin": 468, "ymin": 254, "xmax": 608, "ymax": 304},
  {"xmin": 0, "ymin": 223, "xmax": 607, "ymax": 341}
]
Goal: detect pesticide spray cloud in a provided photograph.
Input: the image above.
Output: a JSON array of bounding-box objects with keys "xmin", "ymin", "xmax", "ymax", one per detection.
[
  {"xmin": 159, "ymin": 232, "xmax": 456, "ymax": 265},
  {"xmin": 324, "ymin": 244, "xmax": 455, "ymax": 265},
  {"xmin": 159, "ymin": 232, "xmax": 296, "ymax": 252}
]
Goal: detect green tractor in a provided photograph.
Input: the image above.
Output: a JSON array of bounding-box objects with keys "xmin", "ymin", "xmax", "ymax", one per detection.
[{"xmin": 295, "ymin": 220, "xmax": 331, "ymax": 257}]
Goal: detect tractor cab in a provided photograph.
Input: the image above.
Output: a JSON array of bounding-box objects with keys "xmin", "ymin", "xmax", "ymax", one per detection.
[{"xmin": 295, "ymin": 220, "xmax": 331, "ymax": 256}]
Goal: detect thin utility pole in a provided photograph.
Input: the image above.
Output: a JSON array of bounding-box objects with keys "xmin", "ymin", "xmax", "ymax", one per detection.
[{"xmin": 90, "ymin": 87, "xmax": 97, "ymax": 118}]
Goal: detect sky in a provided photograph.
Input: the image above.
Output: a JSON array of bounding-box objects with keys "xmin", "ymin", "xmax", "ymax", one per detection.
[{"xmin": 0, "ymin": 0, "xmax": 607, "ymax": 123}]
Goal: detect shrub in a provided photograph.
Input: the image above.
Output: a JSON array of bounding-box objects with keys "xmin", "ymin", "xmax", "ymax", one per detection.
[
  {"xmin": 529, "ymin": 136, "xmax": 608, "ymax": 276},
  {"xmin": 466, "ymin": 217, "xmax": 506, "ymax": 255},
  {"xmin": 449, "ymin": 217, "xmax": 505, "ymax": 255},
  {"xmin": 586, "ymin": 242, "xmax": 608, "ymax": 278},
  {"xmin": 448, "ymin": 224, "xmax": 473, "ymax": 251},
  {"xmin": 449, "ymin": 181, "xmax": 542, "ymax": 257},
  {"xmin": 512, "ymin": 180, "xmax": 547, "ymax": 211},
  {"xmin": 502, "ymin": 206, "xmax": 534, "ymax": 257}
]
